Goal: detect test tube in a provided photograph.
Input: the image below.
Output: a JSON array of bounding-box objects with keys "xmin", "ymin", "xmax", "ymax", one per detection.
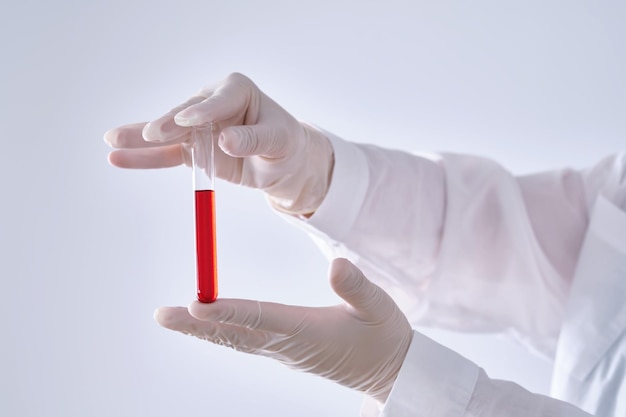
[{"xmin": 191, "ymin": 125, "xmax": 218, "ymax": 303}]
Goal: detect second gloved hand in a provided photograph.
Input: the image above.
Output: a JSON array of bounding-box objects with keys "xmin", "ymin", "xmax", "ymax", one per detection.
[{"xmin": 154, "ymin": 258, "xmax": 413, "ymax": 403}]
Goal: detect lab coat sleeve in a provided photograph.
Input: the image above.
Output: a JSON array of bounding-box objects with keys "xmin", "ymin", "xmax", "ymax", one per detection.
[
  {"xmin": 359, "ymin": 331, "xmax": 592, "ymax": 417},
  {"xmin": 550, "ymin": 195, "xmax": 626, "ymax": 417},
  {"xmin": 367, "ymin": 155, "xmax": 626, "ymax": 417}
]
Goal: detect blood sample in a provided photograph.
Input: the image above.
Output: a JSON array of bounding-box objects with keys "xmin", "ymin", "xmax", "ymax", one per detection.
[
  {"xmin": 194, "ymin": 189, "xmax": 217, "ymax": 302},
  {"xmin": 190, "ymin": 125, "xmax": 218, "ymax": 303}
]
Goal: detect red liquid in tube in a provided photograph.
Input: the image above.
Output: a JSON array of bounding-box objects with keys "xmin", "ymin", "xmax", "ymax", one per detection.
[{"xmin": 195, "ymin": 189, "xmax": 217, "ymax": 302}]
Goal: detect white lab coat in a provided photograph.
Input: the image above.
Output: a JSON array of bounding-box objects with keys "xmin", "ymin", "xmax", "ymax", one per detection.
[{"xmin": 283, "ymin": 132, "xmax": 626, "ymax": 417}]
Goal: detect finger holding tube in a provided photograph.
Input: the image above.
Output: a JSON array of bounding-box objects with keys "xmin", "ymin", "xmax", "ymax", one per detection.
[
  {"xmin": 174, "ymin": 73, "xmax": 259, "ymax": 128},
  {"xmin": 142, "ymin": 95, "xmax": 207, "ymax": 143},
  {"xmin": 188, "ymin": 299, "xmax": 307, "ymax": 336}
]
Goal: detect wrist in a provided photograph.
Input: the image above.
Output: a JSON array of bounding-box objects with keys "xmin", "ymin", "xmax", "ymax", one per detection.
[
  {"xmin": 268, "ymin": 123, "xmax": 335, "ymax": 216},
  {"xmin": 367, "ymin": 327, "xmax": 413, "ymax": 404}
]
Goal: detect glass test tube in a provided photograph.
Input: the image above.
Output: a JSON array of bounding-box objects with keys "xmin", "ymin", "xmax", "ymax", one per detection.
[{"xmin": 191, "ymin": 125, "xmax": 218, "ymax": 303}]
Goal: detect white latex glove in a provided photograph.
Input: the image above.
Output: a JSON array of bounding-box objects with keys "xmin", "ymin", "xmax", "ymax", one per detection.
[
  {"xmin": 104, "ymin": 72, "xmax": 334, "ymax": 216},
  {"xmin": 154, "ymin": 258, "xmax": 413, "ymax": 403}
]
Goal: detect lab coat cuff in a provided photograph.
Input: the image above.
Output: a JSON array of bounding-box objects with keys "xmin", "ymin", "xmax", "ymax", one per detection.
[
  {"xmin": 271, "ymin": 128, "xmax": 370, "ymax": 243},
  {"xmin": 306, "ymin": 129, "xmax": 370, "ymax": 241},
  {"xmin": 364, "ymin": 330, "xmax": 479, "ymax": 417}
]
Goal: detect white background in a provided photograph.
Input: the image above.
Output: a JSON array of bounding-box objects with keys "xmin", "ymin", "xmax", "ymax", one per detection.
[{"xmin": 1, "ymin": 1, "xmax": 624, "ymax": 416}]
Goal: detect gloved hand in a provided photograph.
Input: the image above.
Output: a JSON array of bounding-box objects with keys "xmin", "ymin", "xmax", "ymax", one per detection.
[
  {"xmin": 154, "ymin": 258, "xmax": 413, "ymax": 403},
  {"xmin": 104, "ymin": 72, "xmax": 334, "ymax": 216}
]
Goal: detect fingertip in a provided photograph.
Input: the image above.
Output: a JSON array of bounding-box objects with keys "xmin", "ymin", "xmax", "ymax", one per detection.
[
  {"xmin": 153, "ymin": 306, "xmax": 181, "ymax": 329},
  {"xmin": 174, "ymin": 110, "xmax": 194, "ymax": 127},
  {"xmin": 329, "ymin": 257, "xmax": 369, "ymax": 302},
  {"xmin": 142, "ymin": 121, "xmax": 174, "ymax": 143},
  {"xmin": 106, "ymin": 150, "xmax": 124, "ymax": 167},
  {"xmin": 104, "ymin": 125, "xmax": 131, "ymax": 148},
  {"xmin": 217, "ymin": 132, "xmax": 226, "ymax": 147},
  {"xmin": 329, "ymin": 257, "xmax": 356, "ymax": 285},
  {"xmin": 106, "ymin": 150, "xmax": 134, "ymax": 169},
  {"xmin": 153, "ymin": 307, "xmax": 165, "ymax": 322},
  {"xmin": 103, "ymin": 128, "xmax": 116, "ymax": 147},
  {"xmin": 331, "ymin": 257, "xmax": 353, "ymax": 270},
  {"xmin": 188, "ymin": 299, "xmax": 219, "ymax": 321},
  {"xmin": 174, "ymin": 94, "xmax": 213, "ymax": 127},
  {"xmin": 141, "ymin": 122, "xmax": 160, "ymax": 142},
  {"xmin": 218, "ymin": 126, "xmax": 256, "ymax": 157},
  {"xmin": 217, "ymin": 127, "xmax": 241, "ymax": 156},
  {"xmin": 187, "ymin": 300, "xmax": 203, "ymax": 319}
]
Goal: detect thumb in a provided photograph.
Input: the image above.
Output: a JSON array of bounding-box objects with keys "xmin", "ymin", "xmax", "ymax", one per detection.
[
  {"xmin": 329, "ymin": 258, "xmax": 388, "ymax": 315},
  {"xmin": 219, "ymin": 125, "xmax": 291, "ymax": 159}
]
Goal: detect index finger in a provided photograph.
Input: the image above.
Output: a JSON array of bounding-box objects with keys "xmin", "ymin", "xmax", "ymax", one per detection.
[{"xmin": 142, "ymin": 95, "xmax": 207, "ymax": 143}]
